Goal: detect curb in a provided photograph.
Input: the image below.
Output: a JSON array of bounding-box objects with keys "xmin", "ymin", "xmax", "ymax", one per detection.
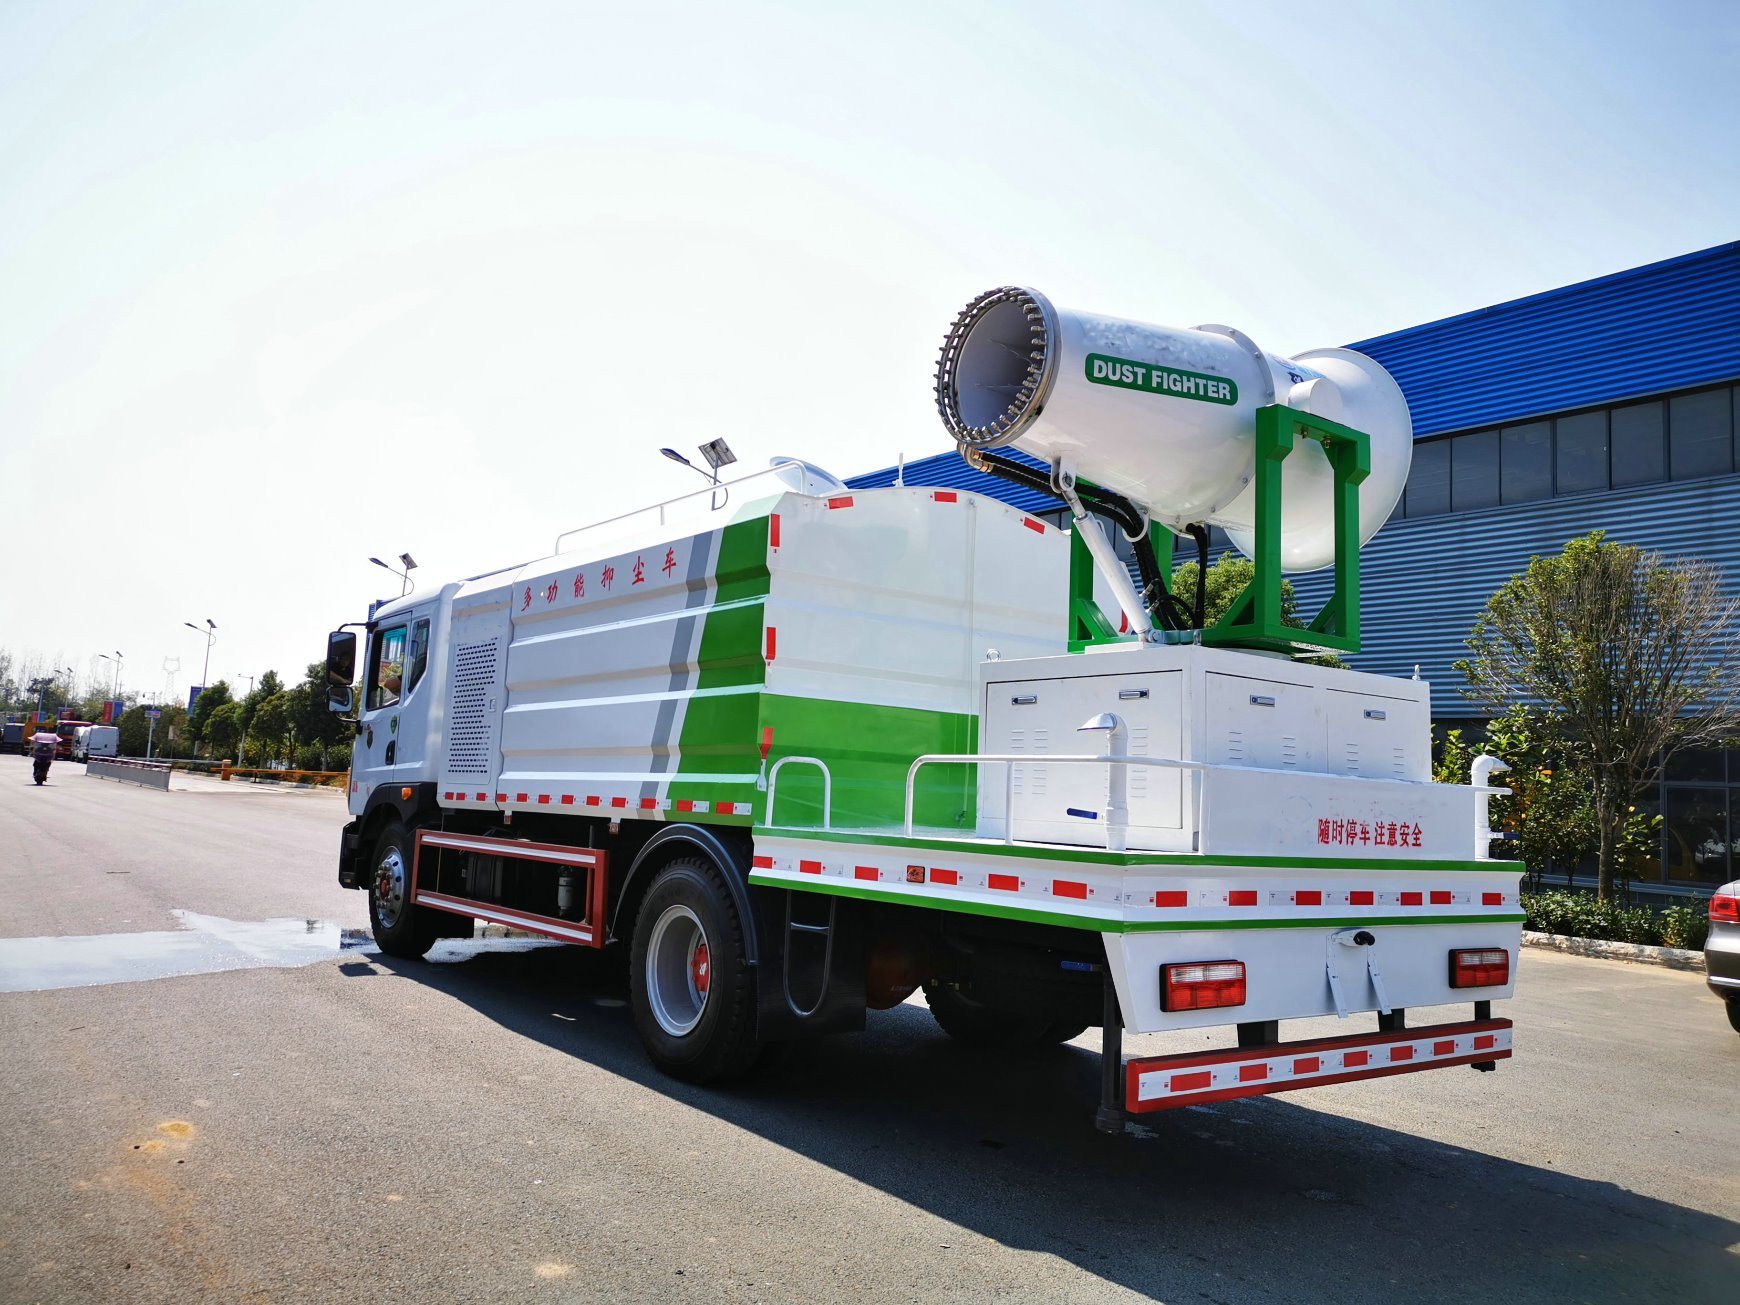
[{"xmin": 1522, "ymin": 930, "xmax": 1706, "ymax": 973}]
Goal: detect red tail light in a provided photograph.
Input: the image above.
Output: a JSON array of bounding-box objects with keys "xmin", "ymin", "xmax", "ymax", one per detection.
[
  {"xmin": 1161, "ymin": 960, "xmax": 1246, "ymax": 1012},
  {"xmin": 1710, "ymin": 894, "xmax": 1739, "ymax": 924},
  {"xmin": 1449, "ymin": 948, "xmax": 1510, "ymax": 988}
]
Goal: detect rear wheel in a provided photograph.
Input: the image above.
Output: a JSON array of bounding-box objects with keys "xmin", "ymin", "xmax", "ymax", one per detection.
[
  {"xmin": 368, "ymin": 821, "xmax": 439, "ymax": 958},
  {"xmin": 923, "ymin": 981, "xmax": 1067, "ymax": 1048},
  {"xmin": 629, "ymin": 857, "xmax": 759, "ymax": 1083},
  {"xmin": 1726, "ymin": 998, "xmax": 1740, "ymax": 1035}
]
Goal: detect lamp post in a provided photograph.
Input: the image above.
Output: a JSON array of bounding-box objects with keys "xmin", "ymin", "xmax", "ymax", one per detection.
[
  {"xmin": 660, "ymin": 440, "xmax": 736, "ymax": 508},
  {"xmin": 369, "ymin": 553, "xmax": 417, "ymax": 596},
  {"xmin": 95, "ymin": 650, "xmax": 124, "ymax": 698},
  {"xmin": 183, "ymin": 620, "xmax": 216, "ymax": 691}
]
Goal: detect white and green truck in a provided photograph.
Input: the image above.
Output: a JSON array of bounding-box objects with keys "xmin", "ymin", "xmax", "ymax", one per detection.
[{"xmin": 326, "ymin": 287, "xmax": 1519, "ymax": 1128}]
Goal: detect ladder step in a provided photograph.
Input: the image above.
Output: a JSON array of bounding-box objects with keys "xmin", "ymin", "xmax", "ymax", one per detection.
[{"xmin": 789, "ymin": 922, "xmax": 831, "ymax": 935}]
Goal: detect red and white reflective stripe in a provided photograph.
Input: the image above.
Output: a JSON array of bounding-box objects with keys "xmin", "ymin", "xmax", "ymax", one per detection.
[
  {"xmin": 716, "ymin": 801, "xmax": 751, "ymax": 815},
  {"xmin": 414, "ymin": 890, "xmax": 596, "ymax": 945},
  {"xmin": 1126, "ymin": 1019, "xmax": 1513, "ymax": 1113},
  {"xmin": 420, "ymin": 831, "xmax": 604, "ymax": 868}
]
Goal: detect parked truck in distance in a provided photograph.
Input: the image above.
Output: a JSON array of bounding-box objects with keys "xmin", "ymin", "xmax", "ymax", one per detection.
[
  {"xmin": 323, "ymin": 288, "xmax": 1522, "ymax": 1129},
  {"xmin": 72, "ymin": 725, "xmax": 119, "ymax": 762}
]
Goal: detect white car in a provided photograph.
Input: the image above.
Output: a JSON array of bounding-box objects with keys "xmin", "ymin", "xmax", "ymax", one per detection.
[{"xmin": 1706, "ymin": 879, "xmax": 1740, "ymax": 1034}]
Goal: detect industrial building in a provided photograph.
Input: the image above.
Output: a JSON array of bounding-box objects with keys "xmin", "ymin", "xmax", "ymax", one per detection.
[{"xmin": 849, "ymin": 243, "xmax": 1740, "ymax": 896}]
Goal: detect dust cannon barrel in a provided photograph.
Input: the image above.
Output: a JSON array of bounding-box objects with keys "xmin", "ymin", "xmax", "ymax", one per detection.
[{"xmin": 933, "ymin": 286, "xmax": 1412, "ymax": 572}]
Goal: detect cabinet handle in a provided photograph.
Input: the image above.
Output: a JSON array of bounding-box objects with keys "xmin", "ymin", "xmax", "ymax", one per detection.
[
  {"xmin": 1118, "ymin": 688, "xmax": 1149, "ymax": 700},
  {"xmin": 1011, "ymin": 695, "xmax": 1038, "ymax": 705},
  {"xmin": 1364, "ymin": 708, "xmax": 1387, "ymax": 720},
  {"xmin": 1250, "ymin": 695, "xmax": 1276, "ymax": 707}
]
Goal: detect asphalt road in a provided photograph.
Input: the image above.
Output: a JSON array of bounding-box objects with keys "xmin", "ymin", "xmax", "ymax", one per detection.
[{"xmin": 1, "ymin": 761, "xmax": 1737, "ymax": 1303}]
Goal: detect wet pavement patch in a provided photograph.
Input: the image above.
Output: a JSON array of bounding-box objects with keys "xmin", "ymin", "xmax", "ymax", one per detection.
[
  {"xmin": 0, "ymin": 914, "xmax": 566, "ymax": 992},
  {"xmin": 0, "ymin": 911, "xmax": 372, "ymax": 993}
]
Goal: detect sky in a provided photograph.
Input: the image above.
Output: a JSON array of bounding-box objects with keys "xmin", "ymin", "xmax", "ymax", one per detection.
[{"xmin": 1, "ymin": 0, "xmax": 1736, "ymax": 705}]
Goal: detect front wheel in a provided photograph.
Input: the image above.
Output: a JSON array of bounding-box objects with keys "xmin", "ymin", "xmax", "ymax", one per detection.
[
  {"xmin": 629, "ymin": 857, "xmax": 759, "ymax": 1083},
  {"xmin": 368, "ymin": 821, "xmax": 438, "ymax": 958}
]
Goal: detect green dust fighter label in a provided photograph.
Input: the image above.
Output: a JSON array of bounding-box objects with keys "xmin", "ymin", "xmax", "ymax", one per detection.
[{"xmin": 1085, "ymin": 353, "xmax": 1238, "ymax": 405}]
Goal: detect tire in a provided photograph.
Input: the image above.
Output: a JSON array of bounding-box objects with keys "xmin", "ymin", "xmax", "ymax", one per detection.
[
  {"xmin": 629, "ymin": 856, "xmax": 759, "ymax": 1084},
  {"xmin": 367, "ymin": 821, "xmax": 438, "ymax": 958},
  {"xmin": 1727, "ymin": 998, "xmax": 1740, "ymax": 1036},
  {"xmin": 923, "ymin": 981, "xmax": 1056, "ymax": 1048}
]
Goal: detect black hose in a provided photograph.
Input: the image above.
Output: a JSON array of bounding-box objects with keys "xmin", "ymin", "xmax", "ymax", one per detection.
[
  {"xmin": 1187, "ymin": 523, "xmax": 1210, "ymax": 628},
  {"xmin": 970, "ymin": 451, "xmax": 1192, "ymax": 631}
]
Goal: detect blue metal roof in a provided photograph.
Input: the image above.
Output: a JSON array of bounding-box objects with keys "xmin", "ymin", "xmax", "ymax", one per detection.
[
  {"xmin": 1349, "ymin": 242, "xmax": 1740, "ymax": 438},
  {"xmin": 846, "ymin": 446, "xmax": 1065, "ymax": 513}
]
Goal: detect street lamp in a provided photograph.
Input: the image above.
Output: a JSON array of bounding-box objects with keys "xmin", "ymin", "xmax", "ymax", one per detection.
[
  {"xmin": 95, "ymin": 650, "xmax": 124, "ymax": 698},
  {"xmin": 661, "ymin": 440, "xmax": 736, "ymax": 507},
  {"xmin": 184, "ymin": 619, "xmax": 216, "ymax": 690},
  {"xmin": 368, "ymin": 554, "xmax": 416, "ymax": 596}
]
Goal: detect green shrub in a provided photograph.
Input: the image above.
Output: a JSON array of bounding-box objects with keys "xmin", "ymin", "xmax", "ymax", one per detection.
[
  {"xmin": 295, "ymin": 741, "xmax": 327, "ymax": 772},
  {"xmin": 1657, "ymin": 904, "xmax": 1710, "ymax": 951},
  {"xmin": 1522, "ymin": 889, "xmax": 1664, "ymax": 946}
]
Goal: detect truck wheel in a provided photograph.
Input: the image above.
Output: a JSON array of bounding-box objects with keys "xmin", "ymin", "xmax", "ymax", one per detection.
[
  {"xmin": 368, "ymin": 821, "xmax": 438, "ymax": 958},
  {"xmin": 923, "ymin": 982, "xmax": 1053, "ymax": 1047},
  {"xmin": 1727, "ymin": 999, "xmax": 1740, "ymax": 1035},
  {"xmin": 629, "ymin": 856, "xmax": 759, "ymax": 1084}
]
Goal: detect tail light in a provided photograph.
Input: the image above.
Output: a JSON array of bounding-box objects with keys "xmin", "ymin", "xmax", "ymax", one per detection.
[
  {"xmin": 1710, "ymin": 894, "xmax": 1739, "ymax": 924},
  {"xmin": 1449, "ymin": 948, "xmax": 1510, "ymax": 988},
  {"xmin": 1161, "ymin": 960, "xmax": 1246, "ymax": 1012}
]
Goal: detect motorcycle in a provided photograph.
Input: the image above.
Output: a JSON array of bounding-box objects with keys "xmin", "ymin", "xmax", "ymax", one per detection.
[{"xmin": 29, "ymin": 734, "xmax": 56, "ymax": 785}]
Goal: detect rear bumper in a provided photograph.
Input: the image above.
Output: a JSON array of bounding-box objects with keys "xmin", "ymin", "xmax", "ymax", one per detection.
[
  {"xmin": 1705, "ymin": 927, "xmax": 1740, "ymax": 996},
  {"xmin": 1126, "ymin": 1017, "xmax": 1512, "ymax": 1113}
]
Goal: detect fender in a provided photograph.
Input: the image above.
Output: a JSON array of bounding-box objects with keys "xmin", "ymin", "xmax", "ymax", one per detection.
[
  {"xmin": 338, "ymin": 782, "xmax": 442, "ymax": 889},
  {"xmin": 614, "ymin": 822, "xmax": 758, "ymax": 965}
]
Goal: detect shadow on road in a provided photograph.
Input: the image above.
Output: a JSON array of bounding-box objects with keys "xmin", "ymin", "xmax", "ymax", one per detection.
[{"xmin": 366, "ymin": 944, "xmax": 1739, "ymax": 1302}]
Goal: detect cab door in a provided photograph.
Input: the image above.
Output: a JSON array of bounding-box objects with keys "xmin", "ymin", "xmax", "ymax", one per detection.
[
  {"xmin": 355, "ymin": 620, "xmax": 409, "ymax": 803},
  {"xmin": 388, "ymin": 611, "xmax": 435, "ymax": 779}
]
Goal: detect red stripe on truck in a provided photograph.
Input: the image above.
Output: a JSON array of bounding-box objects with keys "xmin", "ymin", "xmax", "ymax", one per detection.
[
  {"xmin": 1053, "ymin": 880, "xmax": 1088, "ymax": 899},
  {"xmin": 988, "ymin": 873, "xmax": 1019, "ymax": 892}
]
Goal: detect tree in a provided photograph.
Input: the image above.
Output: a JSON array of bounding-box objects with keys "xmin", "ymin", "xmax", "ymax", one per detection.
[
  {"xmin": 188, "ymin": 680, "xmax": 234, "ymax": 752},
  {"xmin": 206, "ymin": 701, "xmax": 245, "ymax": 759},
  {"xmin": 1456, "ymin": 531, "xmax": 1740, "ymax": 898},
  {"xmin": 248, "ymin": 692, "xmax": 296, "ymax": 763}
]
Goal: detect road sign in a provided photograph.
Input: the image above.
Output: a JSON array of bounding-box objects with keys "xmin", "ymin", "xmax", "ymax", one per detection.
[{"xmin": 146, "ymin": 709, "xmax": 162, "ymax": 720}]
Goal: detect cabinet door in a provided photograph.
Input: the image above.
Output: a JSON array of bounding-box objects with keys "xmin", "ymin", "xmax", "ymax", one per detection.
[
  {"xmin": 1324, "ymin": 687, "xmax": 1429, "ymax": 781},
  {"xmin": 1204, "ymin": 672, "xmax": 1323, "ymax": 772},
  {"xmin": 986, "ymin": 671, "xmax": 1183, "ymax": 848}
]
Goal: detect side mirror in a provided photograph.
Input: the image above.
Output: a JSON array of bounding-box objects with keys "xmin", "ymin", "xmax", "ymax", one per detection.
[{"xmin": 325, "ymin": 631, "xmax": 357, "ymax": 714}]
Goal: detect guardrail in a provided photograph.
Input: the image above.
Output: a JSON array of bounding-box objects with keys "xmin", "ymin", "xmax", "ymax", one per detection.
[{"xmin": 86, "ymin": 756, "xmax": 172, "ymax": 790}]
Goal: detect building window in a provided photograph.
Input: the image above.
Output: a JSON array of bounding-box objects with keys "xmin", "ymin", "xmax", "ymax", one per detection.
[
  {"xmin": 1553, "ymin": 409, "xmax": 1609, "ymax": 496},
  {"xmin": 1670, "ymin": 388, "xmax": 1734, "ymax": 479},
  {"xmin": 1610, "ymin": 400, "xmax": 1666, "ymax": 486},
  {"xmin": 1500, "ymin": 421, "xmax": 1552, "ymax": 503},
  {"xmin": 1450, "ymin": 430, "xmax": 1500, "ymax": 510},
  {"xmin": 1406, "ymin": 439, "xmax": 1450, "ymax": 516}
]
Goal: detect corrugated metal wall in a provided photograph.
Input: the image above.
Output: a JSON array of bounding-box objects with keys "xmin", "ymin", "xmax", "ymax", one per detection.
[
  {"xmin": 1350, "ymin": 242, "xmax": 1740, "ymax": 438},
  {"xmin": 1288, "ymin": 475, "xmax": 1740, "ymax": 715}
]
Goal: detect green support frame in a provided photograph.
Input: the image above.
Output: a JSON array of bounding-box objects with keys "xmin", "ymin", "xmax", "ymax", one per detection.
[
  {"xmin": 1202, "ymin": 403, "xmax": 1369, "ymax": 656},
  {"xmin": 1068, "ymin": 516, "xmax": 1173, "ymax": 652}
]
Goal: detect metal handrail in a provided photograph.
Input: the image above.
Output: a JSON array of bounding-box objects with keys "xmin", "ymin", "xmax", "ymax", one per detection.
[
  {"xmin": 904, "ymin": 752, "xmax": 1208, "ymax": 850},
  {"xmin": 553, "ymin": 458, "xmax": 813, "ymax": 553},
  {"xmin": 766, "ymin": 755, "xmax": 834, "ymax": 831}
]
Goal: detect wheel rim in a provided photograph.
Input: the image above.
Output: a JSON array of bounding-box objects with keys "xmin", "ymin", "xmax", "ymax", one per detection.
[
  {"xmin": 646, "ymin": 903, "xmax": 711, "ymax": 1037},
  {"xmin": 374, "ymin": 846, "xmax": 407, "ymax": 930}
]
